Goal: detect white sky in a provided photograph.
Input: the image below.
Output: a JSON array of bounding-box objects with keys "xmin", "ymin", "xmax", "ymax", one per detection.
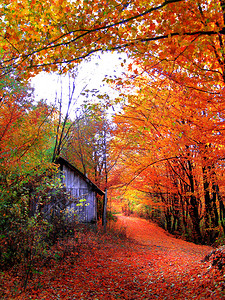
[{"xmin": 30, "ymin": 52, "xmax": 129, "ymax": 116}]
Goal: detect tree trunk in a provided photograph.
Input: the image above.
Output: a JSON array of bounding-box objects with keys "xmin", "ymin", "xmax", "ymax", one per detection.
[
  {"xmin": 212, "ymin": 184, "xmax": 219, "ymax": 227},
  {"xmin": 187, "ymin": 159, "xmax": 202, "ymax": 243},
  {"xmin": 102, "ymin": 189, "xmax": 107, "ymax": 232},
  {"xmin": 202, "ymin": 166, "xmax": 213, "ymax": 243}
]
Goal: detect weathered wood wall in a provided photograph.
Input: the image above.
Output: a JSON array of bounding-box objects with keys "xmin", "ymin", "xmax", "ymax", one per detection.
[{"xmin": 62, "ymin": 164, "xmax": 97, "ymax": 223}]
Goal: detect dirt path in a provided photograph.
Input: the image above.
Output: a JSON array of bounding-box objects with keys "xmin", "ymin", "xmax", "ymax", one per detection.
[
  {"xmin": 3, "ymin": 215, "xmax": 224, "ymax": 299},
  {"xmin": 117, "ymin": 215, "xmax": 212, "ymax": 264},
  {"xmin": 113, "ymin": 215, "xmax": 224, "ymax": 299}
]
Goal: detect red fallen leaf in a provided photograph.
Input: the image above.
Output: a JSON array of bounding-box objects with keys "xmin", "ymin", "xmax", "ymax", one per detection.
[{"xmin": 1, "ymin": 216, "xmax": 224, "ymax": 300}]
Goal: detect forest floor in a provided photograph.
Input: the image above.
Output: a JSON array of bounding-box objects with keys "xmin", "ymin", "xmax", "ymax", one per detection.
[{"xmin": 1, "ymin": 215, "xmax": 225, "ymax": 299}]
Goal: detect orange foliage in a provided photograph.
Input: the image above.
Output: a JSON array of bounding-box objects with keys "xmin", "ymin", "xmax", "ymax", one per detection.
[
  {"xmin": 0, "ymin": 87, "xmax": 54, "ymax": 175},
  {"xmin": 0, "ymin": 0, "xmax": 225, "ymax": 81},
  {"xmin": 109, "ymin": 69, "xmax": 225, "ymax": 242}
]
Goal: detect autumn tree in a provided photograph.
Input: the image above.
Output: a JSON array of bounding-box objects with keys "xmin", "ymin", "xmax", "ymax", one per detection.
[
  {"xmin": 110, "ymin": 73, "xmax": 225, "ymax": 243},
  {"xmin": 0, "ymin": 74, "xmax": 63, "ymax": 269},
  {"xmin": 52, "ymin": 70, "xmax": 79, "ymax": 163},
  {"xmin": 1, "ymin": 0, "xmax": 225, "ymax": 244},
  {"xmin": 0, "ymin": 74, "xmax": 54, "ymax": 175},
  {"xmin": 61, "ymin": 102, "xmax": 114, "ymax": 224},
  {"xmin": 1, "ymin": 0, "xmax": 224, "ymax": 82}
]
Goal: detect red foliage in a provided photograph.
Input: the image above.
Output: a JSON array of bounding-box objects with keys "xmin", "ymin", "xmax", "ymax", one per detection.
[{"xmin": 203, "ymin": 246, "xmax": 225, "ymax": 272}]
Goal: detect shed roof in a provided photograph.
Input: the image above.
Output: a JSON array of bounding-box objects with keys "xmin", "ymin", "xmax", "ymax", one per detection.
[{"xmin": 56, "ymin": 157, "xmax": 105, "ymax": 196}]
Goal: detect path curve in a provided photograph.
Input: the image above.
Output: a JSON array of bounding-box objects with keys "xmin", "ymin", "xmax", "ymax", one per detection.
[{"xmin": 116, "ymin": 215, "xmax": 212, "ymax": 265}]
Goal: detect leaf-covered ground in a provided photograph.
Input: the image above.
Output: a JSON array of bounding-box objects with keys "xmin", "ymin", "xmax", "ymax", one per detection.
[{"xmin": 1, "ymin": 215, "xmax": 225, "ymax": 299}]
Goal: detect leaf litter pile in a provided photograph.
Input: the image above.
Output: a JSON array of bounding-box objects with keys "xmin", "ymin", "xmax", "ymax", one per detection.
[{"xmin": 1, "ymin": 216, "xmax": 225, "ymax": 299}]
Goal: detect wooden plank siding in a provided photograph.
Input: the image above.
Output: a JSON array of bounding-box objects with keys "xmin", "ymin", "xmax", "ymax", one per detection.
[{"xmin": 57, "ymin": 157, "xmax": 104, "ymax": 223}]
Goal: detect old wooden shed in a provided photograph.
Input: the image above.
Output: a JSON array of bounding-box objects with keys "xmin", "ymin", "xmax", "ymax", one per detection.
[{"xmin": 57, "ymin": 157, "xmax": 104, "ymax": 223}]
